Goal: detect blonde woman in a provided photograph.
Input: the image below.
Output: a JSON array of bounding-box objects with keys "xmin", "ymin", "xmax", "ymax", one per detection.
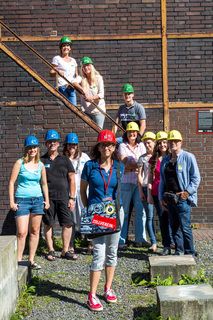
[
  {"xmin": 80, "ymin": 56, "xmax": 106, "ymax": 129},
  {"xmin": 9, "ymin": 135, "xmax": 49, "ymax": 269}
]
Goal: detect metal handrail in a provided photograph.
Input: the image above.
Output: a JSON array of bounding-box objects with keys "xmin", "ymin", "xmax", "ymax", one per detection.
[{"xmin": 0, "ymin": 20, "xmax": 125, "ymax": 133}]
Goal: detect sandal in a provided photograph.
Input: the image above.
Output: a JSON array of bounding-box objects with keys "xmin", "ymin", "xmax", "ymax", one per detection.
[
  {"xmin": 30, "ymin": 262, "xmax": 41, "ymax": 270},
  {"xmin": 45, "ymin": 250, "xmax": 56, "ymax": 261},
  {"xmin": 69, "ymin": 248, "xmax": 78, "ymax": 260},
  {"xmin": 61, "ymin": 250, "xmax": 78, "ymax": 260}
]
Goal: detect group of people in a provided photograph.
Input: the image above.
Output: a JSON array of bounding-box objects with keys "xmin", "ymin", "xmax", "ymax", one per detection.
[
  {"xmin": 8, "ymin": 35, "xmax": 200, "ymax": 313},
  {"xmin": 50, "ymin": 36, "xmax": 106, "ymax": 129}
]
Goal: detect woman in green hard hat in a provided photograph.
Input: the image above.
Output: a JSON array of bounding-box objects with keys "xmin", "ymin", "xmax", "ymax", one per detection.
[
  {"xmin": 80, "ymin": 56, "xmax": 106, "ymax": 129},
  {"xmin": 50, "ymin": 36, "xmax": 83, "ymax": 106},
  {"xmin": 112, "ymin": 83, "xmax": 146, "ymax": 138}
]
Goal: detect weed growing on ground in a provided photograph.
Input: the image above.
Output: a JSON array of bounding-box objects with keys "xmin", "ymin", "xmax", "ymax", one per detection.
[
  {"xmin": 131, "ymin": 269, "xmax": 208, "ymax": 287},
  {"xmin": 10, "ymin": 284, "xmax": 36, "ymax": 320}
]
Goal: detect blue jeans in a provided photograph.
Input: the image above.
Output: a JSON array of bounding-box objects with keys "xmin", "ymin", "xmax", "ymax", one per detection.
[
  {"xmin": 59, "ymin": 85, "xmax": 77, "ymax": 106},
  {"xmin": 142, "ymin": 187, "xmax": 156, "ymax": 245},
  {"xmin": 86, "ymin": 113, "xmax": 105, "ymax": 129},
  {"xmin": 168, "ymin": 200, "xmax": 195, "ymax": 255},
  {"xmin": 153, "ymin": 195, "xmax": 173, "ymax": 248},
  {"xmin": 119, "ymin": 183, "xmax": 146, "ymax": 245},
  {"xmin": 15, "ymin": 196, "xmax": 44, "ymax": 216}
]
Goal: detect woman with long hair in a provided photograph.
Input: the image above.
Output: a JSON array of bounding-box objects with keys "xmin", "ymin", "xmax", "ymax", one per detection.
[
  {"xmin": 118, "ymin": 121, "xmax": 147, "ymax": 247},
  {"xmin": 80, "ymin": 130, "xmax": 124, "ymax": 312},
  {"xmin": 9, "ymin": 135, "xmax": 49, "ymax": 269},
  {"xmin": 148, "ymin": 131, "xmax": 173, "ymax": 255},
  {"xmin": 63, "ymin": 132, "xmax": 90, "ymax": 258},
  {"xmin": 80, "ymin": 56, "xmax": 106, "ymax": 129},
  {"xmin": 138, "ymin": 131, "xmax": 157, "ymax": 252}
]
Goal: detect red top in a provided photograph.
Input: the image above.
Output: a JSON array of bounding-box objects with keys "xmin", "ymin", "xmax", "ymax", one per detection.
[{"xmin": 149, "ymin": 158, "xmax": 161, "ymax": 196}]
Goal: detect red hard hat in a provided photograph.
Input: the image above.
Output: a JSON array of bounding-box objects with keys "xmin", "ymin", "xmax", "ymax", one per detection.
[{"xmin": 97, "ymin": 130, "xmax": 116, "ymax": 144}]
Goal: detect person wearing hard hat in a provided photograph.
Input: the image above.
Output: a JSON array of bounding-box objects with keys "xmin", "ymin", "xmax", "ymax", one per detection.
[
  {"xmin": 80, "ymin": 56, "xmax": 106, "ymax": 129},
  {"xmin": 159, "ymin": 130, "xmax": 201, "ymax": 256},
  {"xmin": 118, "ymin": 122, "xmax": 147, "ymax": 247},
  {"xmin": 50, "ymin": 36, "xmax": 83, "ymax": 105},
  {"xmin": 138, "ymin": 132, "xmax": 157, "ymax": 252},
  {"xmin": 41, "ymin": 129, "xmax": 76, "ymax": 261},
  {"xmin": 80, "ymin": 130, "xmax": 124, "ymax": 311},
  {"xmin": 112, "ymin": 83, "xmax": 146, "ymax": 138},
  {"xmin": 63, "ymin": 132, "xmax": 90, "ymax": 258},
  {"xmin": 148, "ymin": 131, "xmax": 174, "ymax": 255},
  {"xmin": 9, "ymin": 135, "xmax": 50, "ymax": 269}
]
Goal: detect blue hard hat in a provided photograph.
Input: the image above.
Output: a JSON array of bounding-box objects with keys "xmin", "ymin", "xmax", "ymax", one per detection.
[
  {"xmin": 24, "ymin": 135, "xmax": 39, "ymax": 147},
  {"xmin": 45, "ymin": 129, "xmax": 60, "ymax": 141},
  {"xmin": 65, "ymin": 133, "xmax": 79, "ymax": 144}
]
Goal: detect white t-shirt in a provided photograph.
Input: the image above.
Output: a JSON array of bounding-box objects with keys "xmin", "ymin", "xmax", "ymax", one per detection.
[{"xmin": 52, "ymin": 55, "xmax": 78, "ymax": 87}]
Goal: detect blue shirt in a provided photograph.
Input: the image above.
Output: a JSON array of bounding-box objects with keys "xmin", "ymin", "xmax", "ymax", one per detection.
[
  {"xmin": 81, "ymin": 159, "xmax": 124, "ymax": 205},
  {"xmin": 159, "ymin": 150, "xmax": 201, "ymax": 207},
  {"xmin": 15, "ymin": 160, "xmax": 43, "ymax": 198}
]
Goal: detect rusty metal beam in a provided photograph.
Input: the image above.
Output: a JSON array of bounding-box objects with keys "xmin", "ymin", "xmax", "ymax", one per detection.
[
  {"xmin": 2, "ymin": 100, "xmax": 213, "ymax": 110},
  {"xmin": 2, "ymin": 32, "xmax": 213, "ymax": 42},
  {"xmin": 161, "ymin": 0, "xmax": 169, "ymax": 132},
  {"xmin": 169, "ymin": 102, "xmax": 213, "ymax": 109},
  {"xmin": 0, "ymin": 43, "xmax": 101, "ymax": 133}
]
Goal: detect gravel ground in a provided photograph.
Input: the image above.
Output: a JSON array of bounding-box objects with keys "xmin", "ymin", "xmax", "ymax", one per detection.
[{"xmin": 24, "ymin": 239, "xmax": 213, "ymax": 320}]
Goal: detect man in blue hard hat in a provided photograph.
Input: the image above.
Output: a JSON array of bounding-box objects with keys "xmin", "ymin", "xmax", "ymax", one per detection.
[{"xmin": 41, "ymin": 129, "xmax": 76, "ymax": 260}]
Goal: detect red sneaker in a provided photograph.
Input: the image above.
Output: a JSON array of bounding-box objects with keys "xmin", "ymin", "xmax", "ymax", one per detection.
[
  {"xmin": 87, "ymin": 293, "xmax": 103, "ymax": 311},
  {"xmin": 104, "ymin": 286, "xmax": 117, "ymax": 303}
]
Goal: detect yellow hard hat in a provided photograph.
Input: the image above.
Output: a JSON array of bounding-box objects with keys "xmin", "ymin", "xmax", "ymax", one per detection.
[
  {"xmin": 142, "ymin": 131, "xmax": 156, "ymax": 141},
  {"xmin": 126, "ymin": 122, "xmax": 139, "ymax": 132},
  {"xmin": 168, "ymin": 130, "xmax": 182, "ymax": 141},
  {"xmin": 156, "ymin": 131, "xmax": 168, "ymax": 141}
]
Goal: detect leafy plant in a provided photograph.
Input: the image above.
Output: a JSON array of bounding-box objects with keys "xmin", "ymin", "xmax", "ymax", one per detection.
[
  {"xmin": 10, "ymin": 284, "xmax": 36, "ymax": 320},
  {"xmin": 132, "ymin": 269, "xmax": 208, "ymax": 287}
]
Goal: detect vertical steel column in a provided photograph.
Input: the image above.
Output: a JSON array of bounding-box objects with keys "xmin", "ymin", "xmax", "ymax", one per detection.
[{"xmin": 161, "ymin": 0, "xmax": 169, "ymax": 131}]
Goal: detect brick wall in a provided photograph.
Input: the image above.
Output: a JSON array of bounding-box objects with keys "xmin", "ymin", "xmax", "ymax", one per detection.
[{"xmin": 0, "ymin": 0, "xmax": 213, "ymax": 233}]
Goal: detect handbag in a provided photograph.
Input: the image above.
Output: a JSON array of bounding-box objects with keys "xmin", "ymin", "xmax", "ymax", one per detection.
[{"xmin": 80, "ymin": 161, "xmax": 121, "ymax": 237}]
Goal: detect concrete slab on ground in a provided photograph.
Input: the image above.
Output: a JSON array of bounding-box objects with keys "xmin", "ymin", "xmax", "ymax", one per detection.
[
  {"xmin": 17, "ymin": 261, "xmax": 31, "ymax": 293},
  {"xmin": 157, "ymin": 284, "xmax": 213, "ymax": 320},
  {"xmin": 149, "ymin": 255, "xmax": 197, "ymax": 282},
  {"xmin": 0, "ymin": 235, "xmax": 18, "ymax": 320}
]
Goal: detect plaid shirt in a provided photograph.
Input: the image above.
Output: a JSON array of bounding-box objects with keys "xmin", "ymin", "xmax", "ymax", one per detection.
[{"xmin": 118, "ymin": 142, "xmax": 146, "ymax": 184}]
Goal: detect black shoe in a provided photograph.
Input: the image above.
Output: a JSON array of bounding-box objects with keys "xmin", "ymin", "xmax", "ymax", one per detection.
[
  {"xmin": 161, "ymin": 247, "xmax": 171, "ymax": 256},
  {"xmin": 61, "ymin": 251, "xmax": 76, "ymax": 260},
  {"xmin": 173, "ymin": 251, "xmax": 184, "ymax": 256}
]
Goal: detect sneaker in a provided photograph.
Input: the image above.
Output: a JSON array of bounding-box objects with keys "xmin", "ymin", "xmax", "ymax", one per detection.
[
  {"xmin": 104, "ymin": 286, "xmax": 117, "ymax": 303},
  {"xmin": 87, "ymin": 293, "xmax": 103, "ymax": 311},
  {"xmin": 161, "ymin": 247, "xmax": 171, "ymax": 256}
]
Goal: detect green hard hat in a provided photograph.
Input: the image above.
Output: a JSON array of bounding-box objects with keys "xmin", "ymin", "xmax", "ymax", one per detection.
[
  {"xmin": 81, "ymin": 56, "xmax": 93, "ymax": 65},
  {"xmin": 60, "ymin": 36, "xmax": 72, "ymax": 47},
  {"xmin": 122, "ymin": 83, "xmax": 134, "ymax": 93}
]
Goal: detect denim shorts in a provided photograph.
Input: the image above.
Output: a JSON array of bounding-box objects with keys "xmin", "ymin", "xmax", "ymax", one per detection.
[{"xmin": 15, "ymin": 196, "xmax": 45, "ymax": 217}]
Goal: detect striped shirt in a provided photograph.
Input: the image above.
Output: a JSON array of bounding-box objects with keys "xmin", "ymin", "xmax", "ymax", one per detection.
[{"xmin": 118, "ymin": 142, "xmax": 146, "ymax": 184}]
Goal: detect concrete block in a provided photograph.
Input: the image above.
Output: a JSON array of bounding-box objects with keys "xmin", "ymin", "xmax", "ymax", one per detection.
[
  {"xmin": 0, "ymin": 235, "xmax": 18, "ymax": 320},
  {"xmin": 17, "ymin": 261, "xmax": 31, "ymax": 293},
  {"xmin": 149, "ymin": 255, "xmax": 197, "ymax": 282},
  {"xmin": 157, "ymin": 284, "xmax": 213, "ymax": 320}
]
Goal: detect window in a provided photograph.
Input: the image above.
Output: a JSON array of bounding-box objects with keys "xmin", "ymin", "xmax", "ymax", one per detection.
[{"xmin": 197, "ymin": 110, "xmax": 213, "ymax": 134}]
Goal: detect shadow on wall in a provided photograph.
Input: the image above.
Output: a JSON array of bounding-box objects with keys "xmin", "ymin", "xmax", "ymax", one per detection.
[{"xmin": 1, "ymin": 210, "xmax": 16, "ymax": 235}]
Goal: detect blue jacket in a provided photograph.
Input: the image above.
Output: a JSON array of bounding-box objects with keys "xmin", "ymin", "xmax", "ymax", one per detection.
[{"xmin": 159, "ymin": 150, "xmax": 201, "ymax": 207}]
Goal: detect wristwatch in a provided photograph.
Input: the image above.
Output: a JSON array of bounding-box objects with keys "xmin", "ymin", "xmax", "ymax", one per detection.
[{"xmin": 69, "ymin": 196, "xmax": 76, "ymax": 201}]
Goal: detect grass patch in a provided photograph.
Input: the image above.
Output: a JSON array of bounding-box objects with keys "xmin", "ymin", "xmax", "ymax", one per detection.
[{"xmin": 10, "ymin": 284, "xmax": 36, "ymax": 320}]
